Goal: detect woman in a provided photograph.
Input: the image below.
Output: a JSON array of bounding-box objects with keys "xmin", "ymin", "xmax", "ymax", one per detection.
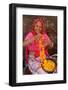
[{"xmin": 23, "ymin": 18, "xmax": 53, "ymax": 74}]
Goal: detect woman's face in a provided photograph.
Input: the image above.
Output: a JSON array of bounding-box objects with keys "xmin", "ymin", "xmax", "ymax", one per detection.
[{"xmin": 34, "ymin": 21, "xmax": 42, "ymax": 34}]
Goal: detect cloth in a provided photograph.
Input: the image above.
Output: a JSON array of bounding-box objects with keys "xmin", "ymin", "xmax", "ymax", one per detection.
[
  {"xmin": 25, "ymin": 32, "xmax": 51, "ymax": 64},
  {"xmin": 28, "ymin": 54, "xmax": 46, "ymax": 74}
]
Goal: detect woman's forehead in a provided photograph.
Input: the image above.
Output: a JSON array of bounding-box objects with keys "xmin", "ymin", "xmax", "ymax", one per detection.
[{"xmin": 35, "ymin": 21, "xmax": 42, "ymax": 26}]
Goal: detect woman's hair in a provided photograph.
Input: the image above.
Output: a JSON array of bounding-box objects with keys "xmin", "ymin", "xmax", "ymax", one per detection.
[{"xmin": 32, "ymin": 17, "xmax": 46, "ymax": 35}]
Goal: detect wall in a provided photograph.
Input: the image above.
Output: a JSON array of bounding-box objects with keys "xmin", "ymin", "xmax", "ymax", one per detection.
[{"xmin": 0, "ymin": 0, "xmax": 68, "ymax": 90}]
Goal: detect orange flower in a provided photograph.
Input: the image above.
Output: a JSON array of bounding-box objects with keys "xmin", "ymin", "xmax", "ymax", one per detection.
[{"xmin": 39, "ymin": 35, "xmax": 56, "ymax": 72}]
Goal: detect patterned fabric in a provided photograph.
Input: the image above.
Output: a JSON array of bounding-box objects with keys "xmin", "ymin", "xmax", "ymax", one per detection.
[{"xmin": 28, "ymin": 54, "xmax": 47, "ymax": 74}]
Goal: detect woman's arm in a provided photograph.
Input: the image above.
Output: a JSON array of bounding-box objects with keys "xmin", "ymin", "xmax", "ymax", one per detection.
[
  {"xmin": 23, "ymin": 37, "xmax": 34, "ymax": 47},
  {"xmin": 23, "ymin": 33, "xmax": 42, "ymax": 47},
  {"xmin": 47, "ymin": 39, "xmax": 54, "ymax": 48},
  {"xmin": 44, "ymin": 33, "xmax": 54, "ymax": 49},
  {"xmin": 23, "ymin": 32, "xmax": 34, "ymax": 47}
]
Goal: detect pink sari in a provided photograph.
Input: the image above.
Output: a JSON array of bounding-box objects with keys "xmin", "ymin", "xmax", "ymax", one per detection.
[{"xmin": 25, "ymin": 32, "xmax": 51, "ymax": 64}]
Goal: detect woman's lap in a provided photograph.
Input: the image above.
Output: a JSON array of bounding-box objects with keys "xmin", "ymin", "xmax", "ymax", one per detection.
[{"xmin": 28, "ymin": 55, "xmax": 46, "ymax": 74}]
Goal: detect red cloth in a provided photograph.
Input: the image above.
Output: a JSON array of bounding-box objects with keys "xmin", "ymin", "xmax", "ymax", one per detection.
[{"xmin": 25, "ymin": 32, "xmax": 50, "ymax": 64}]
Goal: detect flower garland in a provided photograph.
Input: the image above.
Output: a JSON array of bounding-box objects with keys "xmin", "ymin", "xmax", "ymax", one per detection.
[{"xmin": 39, "ymin": 35, "xmax": 56, "ymax": 73}]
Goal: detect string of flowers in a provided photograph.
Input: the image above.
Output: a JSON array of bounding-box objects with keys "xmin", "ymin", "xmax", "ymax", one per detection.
[{"xmin": 39, "ymin": 35, "xmax": 56, "ymax": 73}]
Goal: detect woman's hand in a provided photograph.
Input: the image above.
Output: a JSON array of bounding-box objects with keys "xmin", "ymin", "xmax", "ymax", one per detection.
[
  {"xmin": 45, "ymin": 41, "xmax": 53, "ymax": 49},
  {"xmin": 23, "ymin": 37, "xmax": 34, "ymax": 46},
  {"xmin": 44, "ymin": 39, "xmax": 54, "ymax": 49},
  {"xmin": 23, "ymin": 34, "xmax": 41, "ymax": 47}
]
